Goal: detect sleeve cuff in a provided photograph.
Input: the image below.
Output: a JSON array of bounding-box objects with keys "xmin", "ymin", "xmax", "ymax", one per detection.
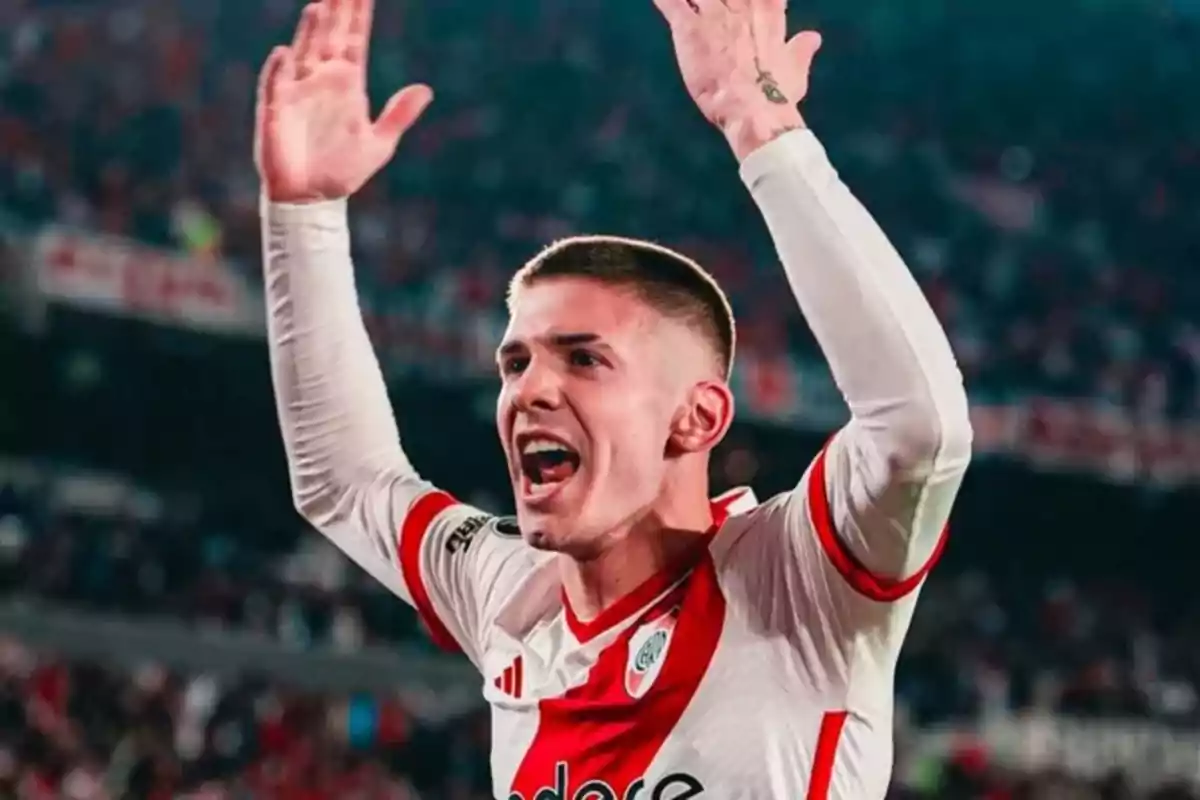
[
  {"xmin": 738, "ymin": 128, "xmax": 827, "ymax": 192},
  {"xmin": 260, "ymin": 195, "xmax": 349, "ymax": 224}
]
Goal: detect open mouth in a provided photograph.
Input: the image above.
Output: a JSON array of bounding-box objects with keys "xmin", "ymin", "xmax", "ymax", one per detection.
[{"xmin": 517, "ymin": 435, "xmax": 581, "ymax": 500}]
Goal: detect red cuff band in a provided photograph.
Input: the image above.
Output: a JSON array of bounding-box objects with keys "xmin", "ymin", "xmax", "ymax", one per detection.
[{"xmin": 808, "ymin": 444, "xmax": 948, "ymax": 603}]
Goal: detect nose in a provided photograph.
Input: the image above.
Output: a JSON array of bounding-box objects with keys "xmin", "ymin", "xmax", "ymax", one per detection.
[{"xmin": 512, "ymin": 359, "xmax": 564, "ymax": 413}]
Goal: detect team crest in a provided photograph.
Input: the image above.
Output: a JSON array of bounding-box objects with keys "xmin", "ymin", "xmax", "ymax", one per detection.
[{"xmin": 624, "ymin": 610, "xmax": 678, "ymax": 699}]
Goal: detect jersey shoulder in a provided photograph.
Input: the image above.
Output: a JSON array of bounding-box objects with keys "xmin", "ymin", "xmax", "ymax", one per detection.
[
  {"xmin": 707, "ymin": 484, "xmax": 793, "ymax": 564},
  {"xmin": 711, "ymin": 475, "xmax": 928, "ymax": 679},
  {"xmin": 413, "ymin": 497, "xmax": 553, "ymax": 663}
]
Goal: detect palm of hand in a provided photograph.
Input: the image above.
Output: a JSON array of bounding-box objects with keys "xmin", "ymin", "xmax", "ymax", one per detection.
[
  {"xmin": 655, "ymin": 0, "xmax": 820, "ymax": 130},
  {"xmin": 254, "ymin": 0, "xmax": 432, "ymax": 203},
  {"xmin": 260, "ymin": 62, "xmax": 377, "ymax": 201}
]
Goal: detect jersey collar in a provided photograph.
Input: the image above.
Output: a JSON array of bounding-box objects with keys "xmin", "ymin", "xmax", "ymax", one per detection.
[{"xmin": 563, "ymin": 487, "xmax": 759, "ymax": 643}]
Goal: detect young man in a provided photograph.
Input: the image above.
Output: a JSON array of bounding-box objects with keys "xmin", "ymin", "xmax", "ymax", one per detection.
[{"xmin": 255, "ymin": 0, "xmax": 973, "ymax": 796}]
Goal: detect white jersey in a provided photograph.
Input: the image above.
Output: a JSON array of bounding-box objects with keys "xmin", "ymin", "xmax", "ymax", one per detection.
[
  {"xmin": 387, "ymin": 445, "xmax": 949, "ymax": 800},
  {"xmin": 261, "ymin": 129, "xmax": 973, "ymax": 798}
]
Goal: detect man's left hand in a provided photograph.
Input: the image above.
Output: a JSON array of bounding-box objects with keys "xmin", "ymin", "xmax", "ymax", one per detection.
[{"xmin": 654, "ymin": 0, "xmax": 822, "ymax": 161}]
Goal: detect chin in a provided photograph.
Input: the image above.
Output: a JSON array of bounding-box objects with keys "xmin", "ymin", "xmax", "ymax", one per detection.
[
  {"xmin": 523, "ymin": 528, "xmax": 559, "ymax": 552},
  {"xmin": 516, "ymin": 508, "xmax": 570, "ymax": 552},
  {"xmin": 516, "ymin": 505, "xmax": 598, "ymax": 557}
]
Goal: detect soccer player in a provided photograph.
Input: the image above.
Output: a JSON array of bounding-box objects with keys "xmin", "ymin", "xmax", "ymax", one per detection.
[{"xmin": 255, "ymin": 0, "xmax": 973, "ymax": 796}]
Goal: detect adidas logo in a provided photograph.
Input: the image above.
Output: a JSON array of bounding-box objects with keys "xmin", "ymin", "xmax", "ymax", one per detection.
[{"xmin": 493, "ymin": 655, "xmax": 524, "ymax": 699}]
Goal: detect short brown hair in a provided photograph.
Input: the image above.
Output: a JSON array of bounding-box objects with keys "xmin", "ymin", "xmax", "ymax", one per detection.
[{"xmin": 508, "ymin": 235, "xmax": 736, "ymax": 379}]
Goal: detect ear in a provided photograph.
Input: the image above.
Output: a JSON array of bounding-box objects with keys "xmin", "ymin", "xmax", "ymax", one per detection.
[{"xmin": 668, "ymin": 380, "xmax": 735, "ymax": 456}]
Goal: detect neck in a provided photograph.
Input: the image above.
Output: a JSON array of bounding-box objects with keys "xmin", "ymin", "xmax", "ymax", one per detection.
[{"xmin": 558, "ymin": 478, "xmax": 714, "ymax": 626}]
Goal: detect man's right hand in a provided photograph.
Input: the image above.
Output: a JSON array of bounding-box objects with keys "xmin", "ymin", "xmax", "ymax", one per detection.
[{"xmin": 254, "ymin": 0, "xmax": 433, "ymax": 203}]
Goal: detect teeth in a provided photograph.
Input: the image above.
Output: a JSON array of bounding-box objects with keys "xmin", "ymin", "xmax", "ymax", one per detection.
[{"xmin": 521, "ymin": 438, "xmax": 572, "ymax": 456}]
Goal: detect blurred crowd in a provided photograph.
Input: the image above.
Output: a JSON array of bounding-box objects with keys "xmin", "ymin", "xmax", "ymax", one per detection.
[
  {"xmin": 0, "ymin": 483, "xmax": 428, "ymax": 655},
  {"xmin": 0, "ymin": 637, "xmax": 492, "ymax": 799},
  {"xmin": 901, "ymin": 573, "xmax": 1200, "ymax": 727},
  {"xmin": 2, "ymin": 635, "xmax": 1199, "ymax": 800},
  {"xmin": 0, "ymin": 0, "xmax": 1197, "ymax": 418},
  {"xmin": 4, "ymin": 465, "xmax": 1200, "ymax": 728}
]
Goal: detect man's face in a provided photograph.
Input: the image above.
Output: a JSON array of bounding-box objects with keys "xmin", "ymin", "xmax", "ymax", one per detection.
[{"xmin": 495, "ymin": 277, "xmax": 692, "ymax": 555}]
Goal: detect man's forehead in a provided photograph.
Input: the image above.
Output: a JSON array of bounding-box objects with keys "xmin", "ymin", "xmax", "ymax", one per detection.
[
  {"xmin": 502, "ymin": 277, "xmax": 714, "ymax": 383},
  {"xmin": 505, "ymin": 278, "xmax": 659, "ymax": 342}
]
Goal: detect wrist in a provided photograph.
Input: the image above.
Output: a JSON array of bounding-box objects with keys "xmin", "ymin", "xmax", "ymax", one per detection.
[
  {"xmin": 264, "ymin": 186, "xmax": 341, "ymax": 205},
  {"xmin": 722, "ymin": 107, "xmax": 807, "ymax": 162}
]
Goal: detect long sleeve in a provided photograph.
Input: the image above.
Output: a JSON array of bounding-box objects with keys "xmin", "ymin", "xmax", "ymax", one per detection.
[
  {"xmin": 262, "ymin": 197, "xmax": 428, "ymax": 597},
  {"xmin": 739, "ymin": 129, "xmax": 973, "ymax": 588},
  {"xmin": 261, "ymin": 198, "xmax": 532, "ymax": 663}
]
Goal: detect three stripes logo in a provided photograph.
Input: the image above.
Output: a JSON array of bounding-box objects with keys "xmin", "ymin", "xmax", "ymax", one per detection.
[{"xmin": 493, "ymin": 655, "xmax": 524, "ymax": 699}]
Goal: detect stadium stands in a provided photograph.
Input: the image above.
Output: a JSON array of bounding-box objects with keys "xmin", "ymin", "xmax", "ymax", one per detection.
[
  {"xmin": 0, "ymin": 637, "xmax": 489, "ymax": 799},
  {"xmin": 0, "ymin": 0, "xmax": 1197, "ymax": 796},
  {"xmin": 3, "ymin": 634, "xmax": 1200, "ymax": 798},
  {"xmin": 1, "ymin": 0, "xmax": 1196, "ymax": 417},
  {"xmin": 4, "ymin": 455, "xmax": 1200, "ymax": 728}
]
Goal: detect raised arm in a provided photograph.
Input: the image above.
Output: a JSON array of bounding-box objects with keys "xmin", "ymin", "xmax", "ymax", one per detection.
[
  {"xmin": 254, "ymin": 0, "xmax": 528, "ymax": 663},
  {"xmin": 656, "ymin": 0, "xmax": 972, "ymax": 593},
  {"xmin": 737, "ymin": 128, "xmax": 972, "ymax": 592}
]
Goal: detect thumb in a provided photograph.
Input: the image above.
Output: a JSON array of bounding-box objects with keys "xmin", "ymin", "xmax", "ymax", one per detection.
[
  {"xmin": 785, "ymin": 31, "xmax": 823, "ymax": 75},
  {"xmin": 373, "ymin": 84, "xmax": 435, "ymax": 149}
]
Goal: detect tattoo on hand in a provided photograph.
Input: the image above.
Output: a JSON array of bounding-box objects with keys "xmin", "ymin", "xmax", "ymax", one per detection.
[
  {"xmin": 756, "ymin": 70, "xmax": 789, "ymax": 104},
  {"xmin": 751, "ymin": 53, "xmax": 790, "ymax": 105}
]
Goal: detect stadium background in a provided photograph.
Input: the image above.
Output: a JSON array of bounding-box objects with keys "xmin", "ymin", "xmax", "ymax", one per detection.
[{"xmin": 0, "ymin": 0, "xmax": 1198, "ymax": 796}]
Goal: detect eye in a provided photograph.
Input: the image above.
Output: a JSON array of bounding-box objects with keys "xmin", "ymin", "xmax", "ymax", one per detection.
[
  {"xmin": 569, "ymin": 349, "xmax": 602, "ymax": 369},
  {"xmin": 501, "ymin": 355, "xmax": 529, "ymax": 376}
]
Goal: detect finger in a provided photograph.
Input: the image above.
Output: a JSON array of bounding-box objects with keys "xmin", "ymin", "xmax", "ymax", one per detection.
[
  {"xmin": 345, "ymin": 0, "xmax": 375, "ymax": 67},
  {"xmin": 313, "ymin": 0, "xmax": 341, "ymax": 61},
  {"xmin": 653, "ymin": 0, "xmax": 698, "ymax": 25},
  {"xmin": 255, "ymin": 47, "xmax": 292, "ymax": 167},
  {"xmin": 257, "ymin": 46, "xmax": 292, "ymax": 109},
  {"xmin": 785, "ymin": 30, "xmax": 823, "ymax": 73},
  {"xmin": 292, "ymin": 3, "xmax": 323, "ymax": 75},
  {"xmin": 372, "ymin": 84, "xmax": 434, "ymax": 148},
  {"xmin": 691, "ymin": 0, "xmax": 726, "ymax": 14},
  {"xmin": 751, "ymin": 0, "xmax": 787, "ymax": 44},
  {"xmin": 326, "ymin": 0, "xmax": 352, "ymax": 56}
]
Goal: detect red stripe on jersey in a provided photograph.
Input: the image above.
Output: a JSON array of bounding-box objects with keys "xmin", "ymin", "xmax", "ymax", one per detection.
[
  {"xmin": 508, "ymin": 553, "xmax": 726, "ymax": 798},
  {"xmin": 513, "ymin": 654, "xmax": 524, "ymax": 699},
  {"xmin": 397, "ymin": 490, "xmax": 462, "ymax": 652},
  {"xmin": 808, "ymin": 443, "xmax": 949, "ymax": 603},
  {"xmin": 563, "ymin": 557, "xmax": 693, "ymax": 643},
  {"xmin": 563, "ymin": 494, "xmax": 740, "ymax": 643},
  {"xmin": 806, "ymin": 710, "xmax": 849, "ymax": 799}
]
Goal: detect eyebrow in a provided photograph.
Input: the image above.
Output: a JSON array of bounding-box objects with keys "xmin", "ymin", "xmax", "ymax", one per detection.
[{"xmin": 496, "ymin": 332, "xmax": 604, "ymax": 361}]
